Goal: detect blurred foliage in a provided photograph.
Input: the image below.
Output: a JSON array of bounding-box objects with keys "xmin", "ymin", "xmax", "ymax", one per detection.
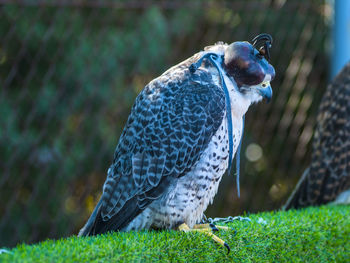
[{"xmin": 0, "ymin": 0, "xmax": 328, "ymax": 247}]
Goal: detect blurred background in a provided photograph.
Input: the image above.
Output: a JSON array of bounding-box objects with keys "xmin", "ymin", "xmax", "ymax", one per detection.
[{"xmin": 0, "ymin": 0, "xmax": 336, "ymax": 247}]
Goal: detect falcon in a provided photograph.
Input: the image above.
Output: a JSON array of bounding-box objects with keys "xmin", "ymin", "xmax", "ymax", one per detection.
[
  {"xmin": 284, "ymin": 63, "xmax": 350, "ymax": 210},
  {"xmin": 79, "ymin": 34, "xmax": 275, "ymax": 251}
]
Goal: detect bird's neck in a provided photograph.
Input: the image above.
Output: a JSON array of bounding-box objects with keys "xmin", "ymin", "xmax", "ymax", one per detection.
[
  {"xmin": 209, "ymin": 65, "xmax": 251, "ymax": 120},
  {"xmin": 223, "ymin": 73, "xmax": 251, "ymax": 119}
]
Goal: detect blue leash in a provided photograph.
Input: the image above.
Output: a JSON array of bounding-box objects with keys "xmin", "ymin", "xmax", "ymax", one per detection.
[
  {"xmin": 190, "ymin": 52, "xmax": 245, "ymax": 197},
  {"xmin": 235, "ymin": 115, "xmax": 244, "ymax": 197}
]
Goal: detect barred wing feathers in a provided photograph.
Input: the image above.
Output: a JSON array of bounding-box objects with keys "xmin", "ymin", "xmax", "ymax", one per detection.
[{"xmin": 90, "ymin": 64, "xmax": 226, "ymax": 234}]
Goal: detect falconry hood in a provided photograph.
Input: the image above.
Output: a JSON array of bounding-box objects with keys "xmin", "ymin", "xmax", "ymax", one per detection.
[{"xmin": 223, "ymin": 33, "xmax": 275, "ymax": 102}]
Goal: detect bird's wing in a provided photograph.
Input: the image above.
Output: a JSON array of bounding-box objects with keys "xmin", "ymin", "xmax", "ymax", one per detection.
[
  {"xmin": 284, "ymin": 63, "xmax": 350, "ymax": 209},
  {"xmin": 91, "ymin": 63, "xmax": 226, "ymax": 234}
]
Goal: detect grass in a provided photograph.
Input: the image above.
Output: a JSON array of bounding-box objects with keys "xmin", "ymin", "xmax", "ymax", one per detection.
[{"xmin": 1, "ymin": 205, "xmax": 349, "ymax": 262}]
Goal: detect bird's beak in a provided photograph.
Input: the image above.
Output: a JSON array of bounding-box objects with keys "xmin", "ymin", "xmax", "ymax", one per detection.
[{"xmin": 256, "ymin": 81, "xmax": 272, "ymax": 102}]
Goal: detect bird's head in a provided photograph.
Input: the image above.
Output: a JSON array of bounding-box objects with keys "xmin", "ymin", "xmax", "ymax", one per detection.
[{"xmin": 223, "ymin": 34, "xmax": 275, "ymax": 103}]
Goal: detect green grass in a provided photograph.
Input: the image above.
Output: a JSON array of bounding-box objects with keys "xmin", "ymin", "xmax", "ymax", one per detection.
[{"xmin": 1, "ymin": 205, "xmax": 349, "ymax": 263}]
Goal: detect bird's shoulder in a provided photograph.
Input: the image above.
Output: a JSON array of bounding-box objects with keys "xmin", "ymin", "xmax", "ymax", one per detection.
[{"xmin": 114, "ymin": 58, "xmax": 226, "ymax": 160}]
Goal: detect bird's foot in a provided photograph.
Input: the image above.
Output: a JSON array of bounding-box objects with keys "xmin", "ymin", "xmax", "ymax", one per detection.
[
  {"xmin": 178, "ymin": 223, "xmax": 230, "ymax": 254},
  {"xmin": 193, "ymin": 223, "xmax": 230, "ymax": 232}
]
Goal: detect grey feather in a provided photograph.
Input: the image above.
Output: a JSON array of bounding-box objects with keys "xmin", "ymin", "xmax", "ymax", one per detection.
[{"xmin": 82, "ymin": 56, "xmax": 226, "ymax": 235}]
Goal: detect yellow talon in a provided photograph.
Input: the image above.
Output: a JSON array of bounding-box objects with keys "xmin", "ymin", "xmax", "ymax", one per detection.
[
  {"xmin": 193, "ymin": 223, "xmax": 230, "ymax": 231},
  {"xmin": 178, "ymin": 223, "xmax": 191, "ymax": 232},
  {"xmin": 193, "ymin": 223, "xmax": 211, "ymax": 229},
  {"xmin": 178, "ymin": 223, "xmax": 230, "ymax": 253}
]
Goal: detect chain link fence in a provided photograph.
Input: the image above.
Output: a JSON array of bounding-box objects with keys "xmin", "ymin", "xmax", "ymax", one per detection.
[{"xmin": 0, "ymin": 0, "xmax": 329, "ymax": 247}]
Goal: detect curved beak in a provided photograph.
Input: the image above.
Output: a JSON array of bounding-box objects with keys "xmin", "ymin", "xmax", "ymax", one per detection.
[{"xmin": 257, "ymin": 81, "xmax": 272, "ymax": 102}]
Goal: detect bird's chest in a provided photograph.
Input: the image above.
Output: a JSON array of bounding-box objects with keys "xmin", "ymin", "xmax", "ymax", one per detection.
[
  {"xmin": 125, "ymin": 113, "xmax": 244, "ymax": 231},
  {"xmin": 163, "ymin": 115, "xmax": 243, "ymax": 227}
]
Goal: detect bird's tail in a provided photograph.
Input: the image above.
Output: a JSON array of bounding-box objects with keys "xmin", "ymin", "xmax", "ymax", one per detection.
[
  {"xmin": 283, "ymin": 167, "xmax": 310, "ymax": 210},
  {"xmin": 78, "ymin": 198, "xmax": 103, "ymax": 237}
]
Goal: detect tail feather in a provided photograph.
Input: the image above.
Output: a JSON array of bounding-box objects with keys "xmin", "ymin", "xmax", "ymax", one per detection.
[
  {"xmin": 78, "ymin": 198, "xmax": 103, "ymax": 237},
  {"xmin": 283, "ymin": 168, "xmax": 311, "ymax": 210}
]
